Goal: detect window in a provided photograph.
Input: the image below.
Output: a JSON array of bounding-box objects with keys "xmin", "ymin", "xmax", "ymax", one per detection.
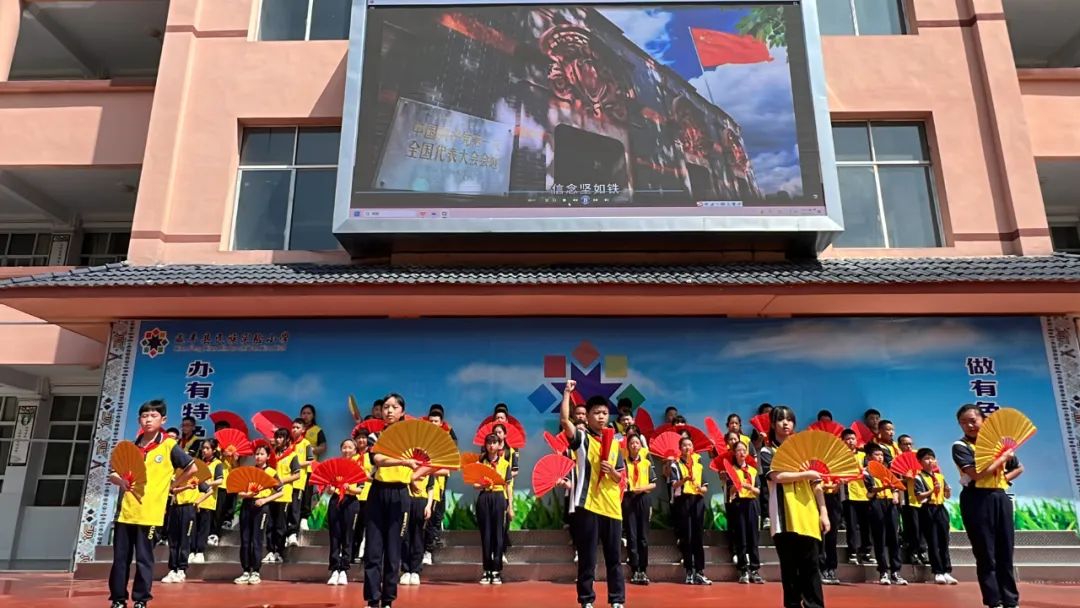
[
  {"xmin": 34, "ymin": 395, "xmax": 97, "ymax": 507},
  {"xmin": 0, "ymin": 233, "xmax": 51, "ymax": 266},
  {"xmin": 1050, "ymin": 225, "xmax": 1080, "ymax": 253},
  {"xmin": 819, "ymin": 0, "xmax": 906, "ymax": 35},
  {"xmin": 0, "ymin": 397, "xmax": 17, "ymax": 493},
  {"xmin": 234, "ymin": 127, "xmax": 341, "ymax": 251},
  {"xmin": 259, "ymin": 0, "xmax": 351, "ymax": 41},
  {"xmin": 833, "ymin": 122, "xmax": 941, "ymax": 248},
  {"xmin": 79, "ymin": 231, "xmax": 130, "ymax": 266}
]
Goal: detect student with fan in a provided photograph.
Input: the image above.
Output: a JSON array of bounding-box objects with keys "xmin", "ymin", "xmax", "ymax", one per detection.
[
  {"xmin": 287, "ymin": 418, "xmax": 316, "ymax": 548},
  {"xmin": 912, "ymin": 447, "xmax": 956, "ymax": 585},
  {"xmin": 212, "ymin": 420, "xmax": 239, "ymax": 539},
  {"xmin": 757, "ymin": 406, "xmax": 829, "ymax": 608},
  {"xmin": 491, "ymin": 407, "xmax": 521, "ymax": 560},
  {"xmin": 423, "ymin": 405, "xmax": 453, "ymax": 563},
  {"xmin": 559, "ymin": 381, "xmax": 626, "ymax": 608},
  {"xmin": 663, "ymin": 406, "xmax": 679, "ymax": 425},
  {"xmin": 874, "ymin": 420, "xmax": 899, "ymax": 465},
  {"xmin": 266, "ymin": 428, "xmax": 301, "ymax": 564},
  {"xmin": 896, "ymin": 434, "xmax": 927, "ymax": 565},
  {"xmin": 726, "ymin": 414, "xmax": 753, "ymax": 452},
  {"xmin": 162, "ymin": 438, "xmax": 207, "ymax": 584},
  {"xmin": 863, "ymin": 442, "xmax": 906, "ymax": 585},
  {"xmin": 953, "ymin": 405, "xmax": 1026, "ymax": 608},
  {"xmin": 350, "ymin": 428, "xmax": 375, "ymax": 564},
  {"xmin": 234, "ymin": 442, "xmax": 285, "ymax": 585},
  {"xmin": 473, "ymin": 432, "xmax": 511, "ymax": 584},
  {"xmin": 840, "ymin": 429, "xmax": 872, "ymax": 566},
  {"xmin": 863, "ymin": 409, "xmax": 882, "ymax": 437},
  {"xmin": 668, "ymin": 434, "xmax": 711, "ymax": 585},
  {"xmin": 326, "ymin": 438, "xmax": 365, "ymax": 586},
  {"xmin": 108, "ymin": 400, "xmax": 197, "ymax": 608},
  {"xmin": 190, "ymin": 439, "xmax": 224, "ymax": 564},
  {"xmin": 298, "ymin": 404, "xmax": 327, "ymax": 532},
  {"xmin": 725, "ymin": 439, "xmax": 763, "ymax": 585},
  {"xmin": 622, "ymin": 432, "xmax": 655, "ymax": 585}
]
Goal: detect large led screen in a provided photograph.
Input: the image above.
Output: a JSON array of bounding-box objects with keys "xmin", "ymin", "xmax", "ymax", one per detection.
[{"xmin": 341, "ymin": 1, "xmax": 838, "ymax": 232}]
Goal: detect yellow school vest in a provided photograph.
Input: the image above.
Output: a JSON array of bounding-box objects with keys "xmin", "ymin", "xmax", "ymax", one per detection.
[
  {"xmin": 776, "ymin": 479, "xmax": 821, "ymax": 540},
  {"xmin": 433, "ymin": 475, "xmax": 447, "ymax": 501},
  {"xmin": 920, "ymin": 471, "xmax": 946, "ymax": 505},
  {"xmin": 304, "ymin": 424, "xmax": 323, "ymax": 462},
  {"xmin": 964, "ymin": 439, "xmax": 1010, "ymax": 490},
  {"xmin": 354, "ymin": 452, "xmax": 374, "ymax": 500},
  {"xmin": 292, "ymin": 438, "xmax": 312, "ymax": 490},
  {"xmin": 175, "ymin": 472, "xmax": 201, "ymax": 506},
  {"xmin": 732, "ymin": 465, "xmax": 757, "ymax": 499},
  {"xmin": 675, "ymin": 456, "xmax": 705, "ymax": 496},
  {"xmin": 846, "ymin": 477, "xmax": 869, "ymax": 501},
  {"xmin": 739, "ymin": 434, "xmax": 752, "ymax": 448},
  {"xmin": 221, "ymin": 457, "xmax": 233, "ymax": 486},
  {"xmin": 580, "ymin": 430, "xmax": 622, "ymax": 520},
  {"xmin": 869, "ymin": 475, "xmax": 893, "ymax": 500},
  {"xmin": 480, "ymin": 455, "xmax": 512, "ymax": 494},
  {"xmin": 200, "ymin": 459, "xmax": 222, "ymax": 511},
  {"xmin": 374, "ymin": 460, "xmax": 412, "ymax": 484},
  {"xmin": 256, "ymin": 466, "xmax": 278, "ymax": 500},
  {"xmin": 118, "ymin": 435, "xmax": 182, "ymax": 527},
  {"xmin": 274, "ymin": 452, "xmax": 296, "ymax": 502},
  {"xmin": 626, "ymin": 456, "xmax": 652, "ymax": 492},
  {"xmin": 905, "ymin": 477, "xmax": 921, "ymax": 508}
]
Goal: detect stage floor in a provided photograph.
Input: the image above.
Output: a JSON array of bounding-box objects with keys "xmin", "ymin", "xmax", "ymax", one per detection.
[{"xmin": 0, "ymin": 573, "xmax": 1076, "ymax": 608}]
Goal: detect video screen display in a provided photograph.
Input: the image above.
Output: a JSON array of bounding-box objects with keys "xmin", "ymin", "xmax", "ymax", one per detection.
[{"xmin": 346, "ymin": 2, "xmax": 830, "ymax": 223}]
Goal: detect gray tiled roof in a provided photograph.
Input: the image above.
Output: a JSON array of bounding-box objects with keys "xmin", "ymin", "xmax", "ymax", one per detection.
[{"xmin": 2, "ymin": 254, "xmax": 1080, "ymax": 289}]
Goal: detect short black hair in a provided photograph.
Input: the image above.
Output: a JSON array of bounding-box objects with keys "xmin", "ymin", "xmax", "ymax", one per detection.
[
  {"xmin": 726, "ymin": 413, "xmax": 741, "ymax": 425},
  {"xmin": 617, "ymin": 398, "xmax": 633, "ymax": 411},
  {"xmin": 816, "ymin": 409, "xmax": 833, "ymax": 421},
  {"xmin": 672, "ymin": 415, "xmax": 687, "ymax": 425},
  {"xmin": 916, "ymin": 447, "xmax": 935, "ymax": 460},
  {"xmin": 586, "ymin": 395, "xmax": 610, "ymax": 412},
  {"xmin": 863, "ymin": 408, "xmax": 881, "ymax": 419},
  {"xmin": 292, "ymin": 417, "xmax": 304, "ymax": 425},
  {"xmin": 214, "ymin": 420, "xmax": 230, "ymax": 430},
  {"xmin": 840, "ymin": 428, "xmax": 856, "ymax": 439},
  {"xmin": 138, "ymin": 399, "xmax": 168, "ymax": 417},
  {"xmin": 879, "ymin": 419, "xmax": 894, "ymax": 428},
  {"xmin": 956, "ymin": 403, "xmax": 983, "ymax": 420},
  {"xmin": 898, "ymin": 434, "xmax": 912, "ymax": 443},
  {"xmin": 182, "ymin": 415, "xmax": 197, "ymax": 425},
  {"xmin": 383, "ymin": 393, "xmax": 406, "ymax": 410},
  {"xmin": 493, "ymin": 403, "xmax": 509, "ymax": 415},
  {"xmin": 863, "ymin": 442, "xmax": 883, "ymax": 455},
  {"xmin": 372, "ymin": 399, "xmax": 384, "ymax": 408},
  {"xmin": 725, "ymin": 430, "xmax": 740, "ymax": 443},
  {"xmin": 254, "ymin": 443, "xmax": 271, "ymax": 456},
  {"xmin": 274, "ymin": 428, "xmax": 290, "ymax": 441},
  {"xmin": 757, "ymin": 403, "xmax": 773, "ymax": 415},
  {"xmin": 166, "ymin": 427, "xmax": 180, "ymax": 436},
  {"xmin": 767, "ymin": 406, "xmax": 796, "ymax": 445},
  {"xmin": 300, "ymin": 404, "xmax": 318, "ymax": 424},
  {"xmin": 429, "ymin": 403, "xmax": 445, "ymax": 418},
  {"xmin": 664, "ymin": 406, "xmax": 678, "ymax": 415},
  {"xmin": 484, "ymin": 433, "xmax": 500, "ymax": 446}
]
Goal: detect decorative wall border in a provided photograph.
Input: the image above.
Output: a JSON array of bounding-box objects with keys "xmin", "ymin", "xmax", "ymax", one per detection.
[
  {"xmin": 1041, "ymin": 316, "xmax": 1080, "ymax": 524},
  {"xmin": 74, "ymin": 320, "xmax": 140, "ymax": 565}
]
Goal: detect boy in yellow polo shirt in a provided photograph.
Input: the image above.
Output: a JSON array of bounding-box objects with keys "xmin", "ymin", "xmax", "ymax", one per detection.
[
  {"xmin": 108, "ymin": 400, "xmax": 197, "ymax": 608},
  {"xmin": 559, "ymin": 380, "xmax": 625, "ymax": 608},
  {"xmin": 840, "ymin": 429, "xmax": 871, "ymax": 566}
]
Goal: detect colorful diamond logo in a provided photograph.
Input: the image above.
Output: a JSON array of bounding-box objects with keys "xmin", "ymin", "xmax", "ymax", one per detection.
[
  {"xmin": 140, "ymin": 328, "xmax": 169, "ymax": 359},
  {"xmin": 543, "ymin": 355, "xmax": 566, "ymax": 378},
  {"xmin": 616, "ymin": 384, "xmax": 646, "ymax": 410},
  {"xmin": 572, "ymin": 340, "xmax": 600, "ymax": 368},
  {"xmin": 528, "ymin": 385, "xmax": 558, "ymax": 413}
]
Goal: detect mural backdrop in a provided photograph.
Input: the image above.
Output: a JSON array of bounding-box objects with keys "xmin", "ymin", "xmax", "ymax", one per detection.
[{"xmin": 122, "ymin": 317, "xmax": 1079, "ymax": 532}]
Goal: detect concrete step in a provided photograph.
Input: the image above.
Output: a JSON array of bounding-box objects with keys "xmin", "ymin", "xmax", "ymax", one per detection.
[{"xmin": 72, "ymin": 560, "xmax": 1080, "ymax": 584}]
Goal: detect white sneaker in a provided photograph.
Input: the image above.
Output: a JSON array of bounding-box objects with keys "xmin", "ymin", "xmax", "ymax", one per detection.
[
  {"xmin": 207, "ymin": 535, "xmax": 219, "ymax": 547},
  {"xmin": 400, "ymin": 572, "xmax": 412, "ymax": 585},
  {"xmin": 234, "ymin": 572, "xmax": 251, "ymax": 585},
  {"xmin": 945, "ymin": 573, "xmax": 959, "ymax": 585},
  {"xmin": 161, "ymin": 570, "xmax": 177, "ymax": 584},
  {"xmin": 328, "ymin": 571, "xmax": 341, "ymax": 585},
  {"xmin": 190, "ymin": 553, "xmax": 204, "ymax": 564},
  {"xmin": 276, "ymin": 552, "xmax": 285, "ymax": 563},
  {"xmin": 300, "ymin": 519, "xmax": 310, "ymax": 531},
  {"xmin": 287, "ymin": 534, "xmax": 299, "ymax": 548},
  {"xmin": 175, "ymin": 570, "xmax": 186, "ymax": 583},
  {"xmin": 358, "ymin": 539, "xmax": 365, "ymax": 557},
  {"xmin": 411, "ymin": 572, "xmax": 420, "ymax": 586},
  {"xmin": 422, "ymin": 551, "xmax": 432, "ymax": 565},
  {"xmin": 934, "ymin": 574, "xmax": 947, "ymax": 585},
  {"xmin": 339, "ymin": 571, "xmax": 349, "ymax": 586},
  {"xmin": 879, "ymin": 573, "xmax": 891, "ymax": 585},
  {"xmin": 249, "ymin": 572, "xmax": 262, "ymax": 585}
]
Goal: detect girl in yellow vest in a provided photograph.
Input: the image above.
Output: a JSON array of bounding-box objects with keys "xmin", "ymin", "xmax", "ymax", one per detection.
[
  {"xmin": 266, "ymin": 428, "xmax": 301, "ymax": 563},
  {"xmin": 191, "ymin": 439, "xmax": 224, "ymax": 564},
  {"xmin": 235, "ymin": 443, "xmax": 284, "ymax": 585},
  {"xmin": 952, "ymin": 404, "xmax": 1023, "ymax": 608},
  {"xmin": 351, "ymin": 430, "xmax": 375, "ymax": 564},
  {"xmin": 476, "ymin": 432, "xmax": 512, "ymax": 584},
  {"xmin": 288, "ymin": 418, "xmax": 315, "ymax": 547},
  {"xmin": 668, "ymin": 434, "xmax": 710, "ymax": 585},
  {"xmin": 327, "ymin": 438, "xmax": 364, "ymax": 585},
  {"xmin": 726, "ymin": 438, "xmax": 763, "ymax": 584},
  {"xmin": 622, "ymin": 432, "xmax": 655, "ymax": 585},
  {"xmin": 211, "ymin": 419, "xmax": 237, "ymax": 543},
  {"xmin": 759, "ymin": 406, "xmax": 828, "ymax": 608},
  {"xmin": 298, "ymin": 404, "xmax": 327, "ymax": 532}
]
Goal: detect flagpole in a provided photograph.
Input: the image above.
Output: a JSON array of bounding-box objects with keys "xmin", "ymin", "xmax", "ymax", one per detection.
[{"xmin": 689, "ymin": 27, "xmax": 718, "ymax": 107}]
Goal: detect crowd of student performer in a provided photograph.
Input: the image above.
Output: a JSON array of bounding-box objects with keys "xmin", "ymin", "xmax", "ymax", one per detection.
[{"xmin": 107, "ymin": 392, "xmax": 1023, "ymax": 608}]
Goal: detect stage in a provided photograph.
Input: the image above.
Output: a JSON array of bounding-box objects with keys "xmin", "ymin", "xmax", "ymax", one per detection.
[{"xmin": 1, "ymin": 573, "xmax": 1075, "ymax": 608}]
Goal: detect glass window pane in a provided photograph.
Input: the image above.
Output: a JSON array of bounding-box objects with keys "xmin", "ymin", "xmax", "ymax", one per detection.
[
  {"xmin": 310, "ymin": 0, "xmax": 351, "ymax": 40},
  {"xmin": 78, "ymin": 397, "xmax": 98, "ymax": 422},
  {"xmin": 8, "ymin": 233, "xmax": 35, "ymax": 255},
  {"xmin": 296, "ymin": 128, "xmax": 341, "ymax": 165},
  {"xmin": 834, "ymin": 166, "xmax": 885, "ymax": 247},
  {"xmin": 81, "ymin": 233, "xmax": 109, "ymax": 255},
  {"xmin": 0, "ymin": 397, "xmax": 12, "ymax": 421},
  {"xmin": 1051, "ymin": 226, "xmax": 1080, "ymax": 252},
  {"xmin": 289, "ymin": 169, "xmax": 339, "ymax": 250},
  {"xmin": 108, "ymin": 233, "xmax": 131, "ymax": 256},
  {"xmin": 70, "ymin": 442, "xmax": 90, "ymax": 476},
  {"xmin": 76, "ymin": 424, "xmax": 92, "ymax": 441},
  {"xmin": 240, "ymin": 128, "xmax": 296, "ymax": 165},
  {"xmin": 818, "ymin": 0, "xmax": 856, "ymax": 35},
  {"xmin": 880, "ymin": 166, "xmax": 940, "ymax": 247},
  {"xmin": 64, "ymin": 479, "xmax": 84, "ymax": 507},
  {"xmin": 855, "ymin": 0, "xmax": 905, "ymax": 35},
  {"xmin": 871, "ymin": 124, "xmax": 927, "ymax": 162},
  {"xmin": 0, "ymin": 234, "xmax": 8, "ymax": 254},
  {"xmin": 49, "ymin": 424, "xmax": 75, "ymax": 440},
  {"xmin": 34, "ymin": 479, "xmax": 65, "ymax": 507},
  {"xmin": 259, "ymin": 0, "xmax": 309, "ymax": 41},
  {"xmin": 34, "ymin": 233, "xmax": 50, "ymax": 255},
  {"xmin": 51, "ymin": 396, "xmax": 80, "ymax": 421},
  {"xmin": 832, "ymin": 124, "xmax": 872, "ymax": 162},
  {"xmin": 42, "ymin": 443, "xmax": 72, "ymax": 475},
  {"xmin": 234, "ymin": 170, "xmax": 291, "ymax": 250},
  {"xmin": 0, "ymin": 440, "xmax": 9, "ymax": 475},
  {"xmin": 0, "ymin": 426, "xmax": 12, "ymax": 439}
]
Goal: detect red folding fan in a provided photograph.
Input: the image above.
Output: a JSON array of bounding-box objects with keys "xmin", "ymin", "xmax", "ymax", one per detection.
[
  {"xmin": 544, "ymin": 430, "xmax": 569, "ymax": 454},
  {"xmin": 595, "ymin": 427, "xmax": 615, "ymax": 490},
  {"xmin": 648, "ymin": 431, "xmax": 682, "ymax": 460},
  {"xmin": 710, "ymin": 448, "xmax": 757, "ymax": 474},
  {"xmin": 851, "ymin": 421, "xmax": 874, "ymax": 448},
  {"xmin": 479, "ymin": 413, "xmax": 527, "ymax": 437},
  {"xmin": 634, "ymin": 407, "xmax": 655, "ymax": 440},
  {"xmin": 532, "ymin": 453, "xmax": 574, "ymax": 498},
  {"xmin": 704, "ymin": 417, "xmax": 725, "ymax": 448},
  {"xmin": 750, "ymin": 413, "xmax": 771, "ymax": 436},
  {"xmin": 868, "ymin": 460, "xmax": 906, "ymax": 490},
  {"xmin": 721, "ymin": 457, "xmax": 741, "ymax": 485},
  {"xmin": 652, "ymin": 423, "xmax": 712, "ymax": 453},
  {"xmin": 311, "ymin": 457, "xmax": 367, "ymax": 503},
  {"xmin": 809, "ymin": 420, "xmax": 845, "ymax": 437},
  {"xmin": 252, "ymin": 410, "xmax": 293, "ymax": 440},
  {"xmin": 473, "ymin": 420, "xmax": 526, "ymax": 449},
  {"xmin": 890, "ymin": 451, "xmax": 921, "ymax": 479},
  {"xmin": 209, "ymin": 411, "xmax": 250, "ymax": 437},
  {"xmin": 352, "ymin": 418, "xmax": 386, "ymax": 439},
  {"xmin": 215, "ymin": 428, "xmax": 253, "ymax": 458}
]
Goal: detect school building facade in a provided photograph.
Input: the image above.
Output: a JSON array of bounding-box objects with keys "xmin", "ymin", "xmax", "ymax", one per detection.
[{"xmin": 0, "ymin": 0, "xmax": 1078, "ymax": 575}]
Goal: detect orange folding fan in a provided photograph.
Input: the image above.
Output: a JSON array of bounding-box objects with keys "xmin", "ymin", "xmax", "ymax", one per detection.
[
  {"xmin": 975, "ymin": 408, "xmax": 1037, "ymax": 473},
  {"xmin": 868, "ymin": 460, "xmax": 905, "ymax": 490},
  {"xmin": 215, "ymin": 428, "xmax": 253, "ymax": 458},
  {"xmin": 532, "ymin": 453, "xmax": 574, "ymax": 498},
  {"xmin": 890, "ymin": 452, "xmax": 921, "ymax": 478},
  {"xmin": 544, "ymin": 430, "xmax": 569, "ymax": 454},
  {"xmin": 209, "ymin": 410, "xmax": 250, "ymax": 438},
  {"xmin": 462, "ymin": 462, "xmax": 505, "ymax": 488},
  {"xmin": 460, "ymin": 452, "xmax": 481, "ymax": 467},
  {"xmin": 473, "ymin": 420, "xmax": 526, "ymax": 449},
  {"xmin": 252, "ymin": 410, "xmax": 293, "ymax": 440},
  {"xmin": 809, "ymin": 420, "xmax": 845, "ymax": 437},
  {"xmin": 225, "ymin": 465, "xmax": 278, "ymax": 494},
  {"xmin": 770, "ymin": 430, "xmax": 862, "ymax": 482},
  {"xmin": 111, "ymin": 441, "xmax": 147, "ymax": 501},
  {"xmin": 648, "ymin": 431, "xmax": 682, "ymax": 460},
  {"xmin": 373, "ymin": 419, "xmax": 461, "ymax": 470},
  {"xmin": 311, "ymin": 457, "xmax": 367, "ymax": 503},
  {"xmin": 193, "ymin": 459, "xmax": 212, "ymax": 483}
]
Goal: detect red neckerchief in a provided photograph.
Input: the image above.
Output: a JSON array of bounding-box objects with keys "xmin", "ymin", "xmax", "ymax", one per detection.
[
  {"xmin": 282, "ymin": 441, "xmax": 298, "ymax": 458},
  {"xmin": 180, "ymin": 433, "xmax": 196, "ymax": 449},
  {"xmin": 135, "ymin": 432, "xmax": 164, "ymax": 456},
  {"xmin": 629, "ymin": 456, "xmax": 640, "ymax": 486}
]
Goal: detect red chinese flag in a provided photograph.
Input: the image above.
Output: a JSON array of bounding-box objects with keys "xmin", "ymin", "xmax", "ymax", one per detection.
[{"xmin": 690, "ymin": 28, "xmax": 772, "ymax": 68}]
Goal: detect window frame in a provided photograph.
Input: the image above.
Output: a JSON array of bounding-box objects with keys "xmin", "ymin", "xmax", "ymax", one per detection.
[
  {"xmin": 257, "ymin": 0, "xmax": 348, "ymax": 41},
  {"xmin": 33, "ymin": 395, "xmax": 98, "ymax": 508},
  {"xmin": 0, "ymin": 396, "xmax": 18, "ymax": 493},
  {"xmin": 78, "ymin": 231, "xmax": 131, "ymax": 267},
  {"xmin": 231, "ymin": 126, "xmax": 340, "ymax": 251},
  {"xmin": 0, "ymin": 232, "xmax": 51, "ymax": 267},
  {"xmin": 825, "ymin": 0, "xmax": 908, "ymax": 36},
  {"xmin": 833, "ymin": 121, "xmax": 943, "ymax": 248}
]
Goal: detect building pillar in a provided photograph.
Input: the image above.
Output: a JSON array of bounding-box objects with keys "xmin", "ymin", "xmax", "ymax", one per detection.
[{"xmin": 0, "ymin": 0, "xmax": 21, "ymax": 82}]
